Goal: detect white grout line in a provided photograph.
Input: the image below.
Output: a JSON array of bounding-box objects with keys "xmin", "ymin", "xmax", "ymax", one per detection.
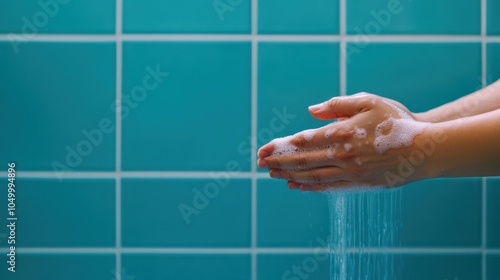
[
  {"xmin": 251, "ymin": 0, "xmax": 258, "ymax": 279},
  {"xmin": 339, "ymin": 0, "xmax": 346, "ymax": 96},
  {"xmin": 1, "ymin": 247, "xmax": 497, "ymax": 254},
  {"xmin": 115, "ymin": 0, "xmax": 123, "ymax": 277},
  {"xmin": 2, "ymin": 171, "xmax": 499, "ymax": 180},
  {"xmin": 1, "ymin": 34, "xmax": 500, "ymax": 42}
]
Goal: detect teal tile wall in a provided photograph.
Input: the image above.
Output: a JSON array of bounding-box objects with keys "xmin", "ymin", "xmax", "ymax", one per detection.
[
  {"xmin": 121, "ymin": 42, "xmax": 251, "ymax": 171},
  {"xmin": 488, "ymin": 43, "xmax": 500, "ymax": 83},
  {"xmin": 123, "ymin": 0, "xmax": 251, "ymax": 34},
  {"xmin": 0, "ymin": 42, "xmax": 116, "ymax": 171},
  {"xmin": 0, "ymin": 254, "xmax": 115, "ymax": 280},
  {"xmin": 0, "ymin": 0, "xmax": 115, "ymax": 34},
  {"xmin": 1, "ymin": 0, "xmax": 498, "ymax": 279},
  {"xmin": 488, "ymin": 254, "xmax": 500, "ymax": 280},
  {"xmin": 402, "ymin": 254, "xmax": 482, "ymax": 280},
  {"xmin": 401, "ymin": 179, "xmax": 482, "ymax": 247},
  {"xmin": 347, "ymin": 0, "xmax": 480, "ymax": 35},
  {"xmin": 258, "ymin": 0, "xmax": 339, "ymax": 34},
  {"xmin": 257, "ymin": 179, "xmax": 329, "ymax": 247},
  {"xmin": 487, "ymin": 179, "xmax": 500, "ymax": 248},
  {"xmin": 487, "ymin": 0, "xmax": 500, "ymax": 35},
  {"xmin": 0, "ymin": 179, "xmax": 116, "ymax": 247},
  {"xmin": 122, "ymin": 254, "xmax": 251, "ymax": 280},
  {"xmin": 257, "ymin": 253, "xmax": 330, "ymax": 280},
  {"xmin": 122, "ymin": 179, "xmax": 251, "ymax": 247},
  {"xmin": 346, "ymin": 43, "xmax": 481, "ymax": 113}
]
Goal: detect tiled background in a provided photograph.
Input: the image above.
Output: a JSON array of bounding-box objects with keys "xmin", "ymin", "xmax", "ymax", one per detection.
[{"xmin": 0, "ymin": 0, "xmax": 499, "ymax": 279}]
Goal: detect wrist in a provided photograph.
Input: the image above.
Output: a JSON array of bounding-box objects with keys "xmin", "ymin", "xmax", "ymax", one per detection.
[{"xmin": 411, "ymin": 123, "xmax": 449, "ymax": 180}]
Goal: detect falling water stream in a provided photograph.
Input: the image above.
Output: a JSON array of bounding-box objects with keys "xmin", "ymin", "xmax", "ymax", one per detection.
[{"xmin": 326, "ymin": 188, "xmax": 402, "ymax": 280}]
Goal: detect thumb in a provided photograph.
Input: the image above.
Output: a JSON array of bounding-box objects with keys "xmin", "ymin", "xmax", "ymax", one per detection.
[{"xmin": 308, "ymin": 95, "xmax": 371, "ymax": 120}]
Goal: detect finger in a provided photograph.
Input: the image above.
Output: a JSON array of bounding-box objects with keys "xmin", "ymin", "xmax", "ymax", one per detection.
[
  {"xmin": 258, "ymin": 122, "xmax": 355, "ymax": 165},
  {"xmin": 308, "ymin": 95, "xmax": 374, "ymax": 121},
  {"xmin": 288, "ymin": 181, "xmax": 300, "ymax": 189},
  {"xmin": 258, "ymin": 135, "xmax": 296, "ymax": 161},
  {"xmin": 270, "ymin": 166, "xmax": 346, "ymax": 185},
  {"xmin": 287, "ymin": 125, "xmax": 353, "ymax": 151},
  {"xmin": 258, "ymin": 142, "xmax": 274, "ymax": 159},
  {"xmin": 264, "ymin": 147, "xmax": 355, "ymax": 170}
]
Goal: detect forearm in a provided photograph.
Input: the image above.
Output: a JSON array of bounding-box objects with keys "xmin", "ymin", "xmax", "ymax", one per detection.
[
  {"xmin": 421, "ymin": 108, "xmax": 500, "ymax": 178},
  {"xmin": 417, "ymin": 79, "xmax": 500, "ymax": 123}
]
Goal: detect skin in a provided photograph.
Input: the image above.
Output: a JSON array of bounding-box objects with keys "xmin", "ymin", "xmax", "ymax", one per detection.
[{"xmin": 257, "ymin": 79, "xmax": 500, "ymax": 191}]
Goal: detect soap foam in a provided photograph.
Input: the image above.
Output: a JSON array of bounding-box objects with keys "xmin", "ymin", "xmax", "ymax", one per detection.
[
  {"xmin": 270, "ymin": 136, "xmax": 298, "ymax": 156},
  {"xmin": 373, "ymin": 117, "xmax": 429, "ymax": 154},
  {"xmin": 354, "ymin": 127, "xmax": 367, "ymax": 139},
  {"xmin": 302, "ymin": 129, "xmax": 316, "ymax": 141},
  {"xmin": 270, "ymin": 136, "xmax": 336, "ymax": 171},
  {"xmin": 343, "ymin": 143, "xmax": 352, "ymax": 152},
  {"xmin": 325, "ymin": 128, "xmax": 336, "ymax": 138},
  {"xmin": 370, "ymin": 100, "xmax": 430, "ymax": 154},
  {"xmin": 326, "ymin": 149, "xmax": 335, "ymax": 159}
]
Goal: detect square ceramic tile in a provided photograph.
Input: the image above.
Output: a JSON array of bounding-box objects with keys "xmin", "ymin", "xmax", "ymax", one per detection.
[
  {"xmin": 401, "ymin": 254, "xmax": 481, "ymax": 280},
  {"xmin": 257, "ymin": 253, "xmax": 330, "ymax": 280},
  {"xmin": 347, "ymin": 43, "xmax": 481, "ymax": 113},
  {"xmin": 0, "ymin": 179, "xmax": 115, "ymax": 247},
  {"xmin": 488, "ymin": 254, "xmax": 500, "ymax": 280},
  {"xmin": 123, "ymin": 0, "xmax": 250, "ymax": 34},
  {"xmin": 0, "ymin": 0, "xmax": 115, "ymax": 34},
  {"xmin": 487, "ymin": 0, "xmax": 500, "ymax": 35},
  {"xmin": 0, "ymin": 254, "xmax": 115, "ymax": 280},
  {"xmin": 400, "ymin": 178, "xmax": 482, "ymax": 247},
  {"xmin": 258, "ymin": 0, "xmax": 339, "ymax": 34},
  {"xmin": 0, "ymin": 42, "xmax": 116, "ymax": 173},
  {"xmin": 122, "ymin": 254, "xmax": 251, "ymax": 280},
  {"xmin": 121, "ymin": 178, "xmax": 251, "ymax": 247},
  {"xmin": 257, "ymin": 179, "xmax": 330, "ymax": 247},
  {"xmin": 487, "ymin": 43, "xmax": 500, "ymax": 82},
  {"xmin": 487, "ymin": 178, "xmax": 500, "ymax": 248},
  {"xmin": 347, "ymin": 0, "xmax": 480, "ymax": 35},
  {"xmin": 122, "ymin": 42, "xmax": 251, "ymax": 171}
]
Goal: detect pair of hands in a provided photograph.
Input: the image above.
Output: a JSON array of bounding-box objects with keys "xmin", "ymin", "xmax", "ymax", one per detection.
[{"xmin": 257, "ymin": 93, "xmax": 434, "ymax": 191}]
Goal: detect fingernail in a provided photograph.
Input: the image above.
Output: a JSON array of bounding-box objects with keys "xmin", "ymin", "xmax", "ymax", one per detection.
[
  {"xmin": 308, "ymin": 103, "xmax": 323, "ymax": 112},
  {"xmin": 259, "ymin": 160, "xmax": 268, "ymax": 168},
  {"xmin": 270, "ymin": 170, "xmax": 282, "ymax": 179}
]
